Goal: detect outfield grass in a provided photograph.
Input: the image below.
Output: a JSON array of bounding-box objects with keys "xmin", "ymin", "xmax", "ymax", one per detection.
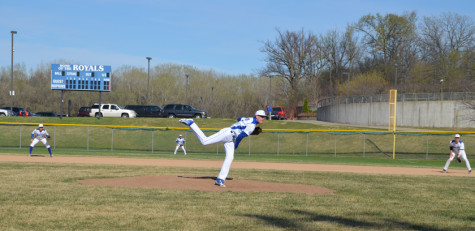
[{"xmin": 0, "ymin": 162, "xmax": 473, "ymax": 230}]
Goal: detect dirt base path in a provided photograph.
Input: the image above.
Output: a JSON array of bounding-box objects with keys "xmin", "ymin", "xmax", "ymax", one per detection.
[
  {"xmin": 0, "ymin": 154, "xmax": 472, "ymax": 194},
  {"xmin": 0, "ymin": 154, "xmax": 472, "ymax": 177}
]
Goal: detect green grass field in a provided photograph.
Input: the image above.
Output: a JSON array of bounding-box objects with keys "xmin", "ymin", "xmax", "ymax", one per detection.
[
  {"xmin": 0, "ymin": 161, "xmax": 473, "ymax": 230},
  {"xmin": 0, "ymin": 117, "xmax": 474, "ymax": 230}
]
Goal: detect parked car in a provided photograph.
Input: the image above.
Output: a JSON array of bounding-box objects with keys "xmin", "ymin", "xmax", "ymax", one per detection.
[
  {"xmin": 125, "ymin": 105, "xmax": 163, "ymax": 117},
  {"xmin": 77, "ymin": 107, "xmax": 91, "ymax": 117},
  {"xmin": 35, "ymin": 112, "xmax": 59, "ymax": 117},
  {"xmin": 89, "ymin": 103, "xmax": 137, "ymax": 118},
  {"xmin": 271, "ymin": 106, "xmax": 287, "ymax": 120},
  {"xmin": 0, "ymin": 107, "xmax": 27, "ymax": 116},
  {"xmin": 162, "ymin": 104, "xmax": 207, "ymax": 118},
  {"xmin": 0, "ymin": 108, "xmax": 13, "ymax": 117}
]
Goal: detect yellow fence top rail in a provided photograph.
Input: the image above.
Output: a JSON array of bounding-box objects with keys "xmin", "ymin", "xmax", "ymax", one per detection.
[{"xmin": 2, "ymin": 122, "xmax": 475, "ymax": 134}]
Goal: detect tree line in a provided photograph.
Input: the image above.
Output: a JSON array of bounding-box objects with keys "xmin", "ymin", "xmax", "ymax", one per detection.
[
  {"xmin": 1, "ymin": 11, "xmax": 473, "ymax": 118},
  {"xmin": 260, "ymin": 11, "xmax": 474, "ymax": 113}
]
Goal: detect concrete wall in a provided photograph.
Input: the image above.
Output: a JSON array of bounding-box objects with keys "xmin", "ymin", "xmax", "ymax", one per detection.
[{"xmin": 317, "ymin": 101, "xmax": 475, "ymax": 128}]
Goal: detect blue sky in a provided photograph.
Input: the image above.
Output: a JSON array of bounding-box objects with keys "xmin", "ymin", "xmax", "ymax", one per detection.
[{"xmin": 1, "ymin": 0, "xmax": 474, "ymax": 75}]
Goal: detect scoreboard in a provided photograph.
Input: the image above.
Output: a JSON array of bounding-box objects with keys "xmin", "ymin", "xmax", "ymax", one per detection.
[{"xmin": 51, "ymin": 64, "xmax": 111, "ymax": 91}]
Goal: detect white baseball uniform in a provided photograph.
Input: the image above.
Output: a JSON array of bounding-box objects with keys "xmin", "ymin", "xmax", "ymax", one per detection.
[
  {"xmin": 30, "ymin": 128, "xmax": 51, "ymax": 148},
  {"xmin": 189, "ymin": 117, "xmax": 257, "ymax": 180},
  {"xmin": 174, "ymin": 137, "xmax": 186, "ymax": 155},
  {"xmin": 443, "ymin": 139, "xmax": 471, "ymax": 171}
]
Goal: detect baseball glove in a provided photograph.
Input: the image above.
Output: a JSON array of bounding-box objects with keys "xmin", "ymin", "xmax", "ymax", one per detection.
[
  {"xmin": 251, "ymin": 127, "xmax": 262, "ymax": 135},
  {"xmin": 457, "ymin": 157, "xmax": 461, "ymax": 163}
]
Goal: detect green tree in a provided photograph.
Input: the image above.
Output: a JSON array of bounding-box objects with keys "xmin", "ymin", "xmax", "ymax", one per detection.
[{"xmin": 302, "ymin": 98, "xmax": 309, "ymax": 112}]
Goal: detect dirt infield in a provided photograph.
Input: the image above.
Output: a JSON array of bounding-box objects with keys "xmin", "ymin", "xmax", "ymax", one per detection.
[
  {"xmin": 0, "ymin": 154, "xmax": 472, "ymax": 194},
  {"xmin": 79, "ymin": 176, "xmax": 335, "ymax": 194}
]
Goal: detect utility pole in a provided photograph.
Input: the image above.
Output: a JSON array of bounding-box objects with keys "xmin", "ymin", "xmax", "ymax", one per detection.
[
  {"xmin": 10, "ymin": 30, "xmax": 17, "ymax": 113},
  {"xmin": 185, "ymin": 74, "xmax": 189, "ymax": 104},
  {"xmin": 146, "ymin": 57, "xmax": 152, "ymax": 105}
]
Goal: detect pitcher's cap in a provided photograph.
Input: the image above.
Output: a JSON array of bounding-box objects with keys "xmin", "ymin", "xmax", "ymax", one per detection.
[
  {"xmin": 179, "ymin": 134, "xmax": 182, "ymax": 136},
  {"xmin": 39, "ymin": 124, "xmax": 44, "ymax": 127},
  {"xmin": 255, "ymin": 110, "xmax": 266, "ymax": 117},
  {"xmin": 455, "ymin": 134, "xmax": 460, "ymax": 138}
]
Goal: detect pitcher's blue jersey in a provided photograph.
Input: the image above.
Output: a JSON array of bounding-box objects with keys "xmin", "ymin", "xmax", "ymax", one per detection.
[{"xmin": 230, "ymin": 117, "xmax": 257, "ymax": 137}]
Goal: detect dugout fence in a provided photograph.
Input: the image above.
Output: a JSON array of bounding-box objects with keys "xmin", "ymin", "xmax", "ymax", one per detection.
[{"xmin": 1, "ymin": 123, "xmax": 474, "ymax": 160}]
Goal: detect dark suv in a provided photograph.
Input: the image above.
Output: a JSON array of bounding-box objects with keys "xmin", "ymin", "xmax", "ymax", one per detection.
[
  {"xmin": 125, "ymin": 105, "xmax": 163, "ymax": 117},
  {"xmin": 162, "ymin": 104, "xmax": 207, "ymax": 118}
]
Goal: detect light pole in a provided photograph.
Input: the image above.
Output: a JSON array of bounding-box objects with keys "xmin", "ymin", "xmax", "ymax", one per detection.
[
  {"xmin": 268, "ymin": 75, "xmax": 273, "ymax": 105},
  {"xmin": 211, "ymin": 86, "xmax": 214, "ymax": 117},
  {"xmin": 146, "ymin": 57, "xmax": 152, "ymax": 105},
  {"xmin": 10, "ymin": 30, "xmax": 17, "ymax": 113},
  {"xmin": 440, "ymin": 79, "xmax": 444, "ymax": 100},
  {"xmin": 185, "ymin": 74, "xmax": 189, "ymax": 104}
]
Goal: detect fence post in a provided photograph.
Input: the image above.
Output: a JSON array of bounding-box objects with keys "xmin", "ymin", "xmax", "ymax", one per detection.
[
  {"xmin": 306, "ymin": 133, "xmax": 308, "ymax": 157},
  {"xmin": 216, "ymin": 143, "xmax": 219, "ymax": 155},
  {"xmin": 152, "ymin": 130, "xmax": 154, "ymax": 153},
  {"xmin": 54, "ymin": 125, "xmax": 56, "ymax": 150},
  {"xmin": 334, "ymin": 135, "xmax": 337, "ymax": 157},
  {"xmin": 19, "ymin": 125, "xmax": 22, "ymax": 148},
  {"xmin": 363, "ymin": 133, "xmax": 366, "ymax": 158},
  {"xmin": 249, "ymin": 134, "xmax": 251, "ymax": 156},
  {"xmin": 111, "ymin": 128, "xmax": 114, "ymax": 151},
  {"xmin": 277, "ymin": 133, "xmax": 280, "ymax": 156},
  {"xmin": 426, "ymin": 134, "xmax": 429, "ymax": 159},
  {"xmin": 87, "ymin": 127, "xmax": 89, "ymax": 151}
]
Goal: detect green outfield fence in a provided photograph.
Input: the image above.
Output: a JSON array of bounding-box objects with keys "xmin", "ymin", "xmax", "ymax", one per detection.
[{"xmin": 1, "ymin": 122, "xmax": 474, "ymax": 160}]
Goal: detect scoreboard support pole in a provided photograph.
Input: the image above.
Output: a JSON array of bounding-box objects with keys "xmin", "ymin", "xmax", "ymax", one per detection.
[
  {"xmin": 98, "ymin": 91, "xmax": 102, "ymax": 120},
  {"xmin": 60, "ymin": 90, "xmax": 64, "ymax": 119}
]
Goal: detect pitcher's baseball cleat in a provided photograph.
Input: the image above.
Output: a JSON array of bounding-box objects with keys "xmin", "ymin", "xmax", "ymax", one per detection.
[
  {"xmin": 442, "ymin": 169, "xmax": 447, "ymax": 173},
  {"xmin": 179, "ymin": 119, "xmax": 194, "ymax": 126},
  {"xmin": 469, "ymin": 169, "xmax": 472, "ymax": 174},
  {"xmin": 215, "ymin": 178, "xmax": 226, "ymax": 187}
]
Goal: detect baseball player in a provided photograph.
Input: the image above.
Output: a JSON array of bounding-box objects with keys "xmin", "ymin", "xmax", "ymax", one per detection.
[
  {"xmin": 29, "ymin": 124, "xmax": 53, "ymax": 157},
  {"xmin": 442, "ymin": 134, "xmax": 471, "ymax": 174},
  {"xmin": 179, "ymin": 110, "xmax": 266, "ymax": 187},
  {"xmin": 174, "ymin": 134, "xmax": 187, "ymax": 155}
]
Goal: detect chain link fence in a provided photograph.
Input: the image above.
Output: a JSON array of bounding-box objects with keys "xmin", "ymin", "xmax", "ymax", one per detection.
[
  {"xmin": 317, "ymin": 92, "xmax": 475, "ymax": 108},
  {"xmin": 1, "ymin": 124, "xmax": 475, "ymax": 160}
]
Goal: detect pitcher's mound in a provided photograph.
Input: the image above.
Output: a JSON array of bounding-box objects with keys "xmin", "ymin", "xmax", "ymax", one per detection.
[{"xmin": 78, "ymin": 176, "xmax": 334, "ymax": 195}]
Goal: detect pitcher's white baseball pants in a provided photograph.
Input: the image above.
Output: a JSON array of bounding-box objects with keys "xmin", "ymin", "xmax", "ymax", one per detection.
[{"xmin": 189, "ymin": 123, "xmax": 235, "ymax": 180}]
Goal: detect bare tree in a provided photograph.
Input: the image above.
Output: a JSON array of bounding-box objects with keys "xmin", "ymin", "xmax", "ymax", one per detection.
[
  {"xmin": 419, "ymin": 13, "xmax": 475, "ymax": 91},
  {"xmin": 260, "ymin": 29, "xmax": 318, "ymax": 113}
]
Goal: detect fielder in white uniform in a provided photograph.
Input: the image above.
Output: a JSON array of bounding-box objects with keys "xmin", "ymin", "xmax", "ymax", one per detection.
[
  {"xmin": 179, "ymin": 110, "xmax": 266, "ymax": 187},
  {"xmin": 442, "ymin": 134, "xmax": 471, "ymax": 174},
  {"xmin": 30, "ymin": 124, "xmax": 53, "ymax": 157},
  {"xmin": 174, "ymin": 134, "xmax": 187, "ymax": 155}
]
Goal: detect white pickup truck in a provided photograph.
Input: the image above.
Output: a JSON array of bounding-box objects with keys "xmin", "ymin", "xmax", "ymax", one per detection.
[
  {"xmin": 89, "ymin": 104, "xmax": 137, "ymax": 118},
  {"xmin": 0, "ymin": 108, "xmax": 13, "ymax": 117}
]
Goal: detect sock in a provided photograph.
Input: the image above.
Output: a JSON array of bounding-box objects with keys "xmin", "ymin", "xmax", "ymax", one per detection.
[
  {"xmin": 29, "ymin": 147, "xmax": 33, "ymax": 154},
  {"xmin": 48, "ymin": 148, "xmax": 52, "ymax": 155}
]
